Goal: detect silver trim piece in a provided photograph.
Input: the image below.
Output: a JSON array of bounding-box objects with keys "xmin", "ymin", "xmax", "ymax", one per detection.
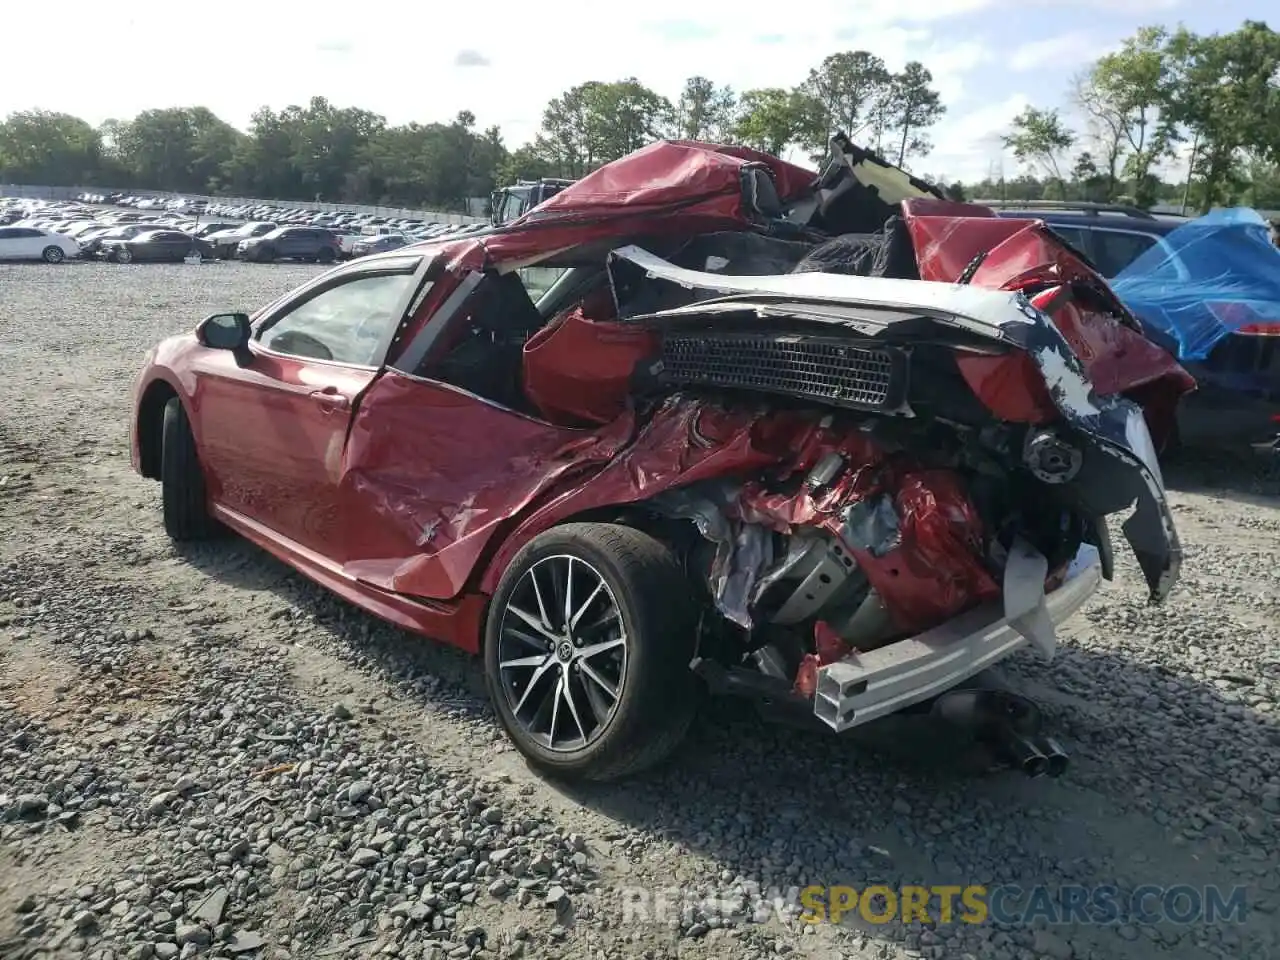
[{"xmin": 812, "ymin": 545, "xmax": 1102, "ymax": 732}]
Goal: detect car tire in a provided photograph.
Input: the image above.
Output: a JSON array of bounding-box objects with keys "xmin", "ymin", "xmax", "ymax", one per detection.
[
  {"xmin": 117, "ymin": 248, "xmax": 134, "ymax": 264},
  {"xmin": 161, "ymin": 397, "xmax": 218, "ymax": 541},
  {"xmin": 483, "ymin": 522, "xmax": 699, "ymax": 782},
  {"xmin": 42, "ymin": 245, "xmax": 65, "ymax": 263},
  {"xmin": 316, "ymin": 247, "xmax": 335, "ymax": 264}
]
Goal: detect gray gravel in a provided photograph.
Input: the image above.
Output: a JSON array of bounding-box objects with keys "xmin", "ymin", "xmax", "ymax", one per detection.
[{"xmin": 1, "ymin": 260, "xmax": 1278, "ymax": 960}]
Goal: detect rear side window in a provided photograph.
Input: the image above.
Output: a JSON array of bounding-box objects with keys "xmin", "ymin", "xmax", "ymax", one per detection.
[
  {"xmin": 1046, "ymin": 225, "xmax": 1089, "ymax": 250},
  {"xmin": 1090, "ymin": 229, "xmax": 1158, "ymax": 278}
]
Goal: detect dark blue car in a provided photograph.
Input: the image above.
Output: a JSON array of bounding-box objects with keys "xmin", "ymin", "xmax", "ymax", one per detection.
[{"xmin": 989, "ymin": 202, "xmax": 1279, "ymax": 454}]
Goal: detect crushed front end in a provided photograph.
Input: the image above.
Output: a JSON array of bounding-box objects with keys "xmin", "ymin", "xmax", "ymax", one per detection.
[
  {"xmin": 599, "ymin": 240, "xmax": 1183, "ymax": 775},
  {"xmin": 484, "ymin": 134, "xmax": 1188, "ymax": 777}
]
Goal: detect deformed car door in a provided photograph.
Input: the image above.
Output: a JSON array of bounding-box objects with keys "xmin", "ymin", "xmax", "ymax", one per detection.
[
  {"xmin": 334, "ymin": 266, "xmax": 629, "ymax": 601},
  {"xmin": 193, "ymin": 259, "xmax": 427, "ymax": 555}
]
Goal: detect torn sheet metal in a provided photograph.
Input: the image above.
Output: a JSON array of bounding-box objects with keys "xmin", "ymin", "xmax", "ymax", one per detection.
[
  {"xmin": 842, "ymin": 494, "xmax": 901, "ymax": 557},
  {"xmin": 608, "ymin": 244, "xmax": 1045, "ymax": 337},
  {"xmin": 646, "ymin": 482, "xmax": 774, "ymax": 628}
]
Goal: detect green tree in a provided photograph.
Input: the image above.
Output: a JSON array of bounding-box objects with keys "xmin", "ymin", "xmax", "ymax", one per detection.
[
  {"xmin": 536, "ymin": 79, "xmax": 671, "ymax": 175},
  {"xmin": 1087, "ymin": 26, "xmax": 1175, "ymax": 207},
  {"xmin": 497, "ymin": 144, "xmax": 556, "ymax": 185},
  {"xmin": 289, "ymin": 97, "xmax": 386, "ymax": 201},
  {"xmin": 0, "ymin": 110, "xmax": 103, "ymax": 184},
  {"xmin": 1003, "ymin": 106, "xmax": 1076, "ymax": 197},
  {"xmin": 674, "ymin": 76, "xmax": 737, "ymax": 141},
  {"xmin": 109, "ymin": 108, "xmax": 244, "ymax": 193},
  {"xmin": 798, "ymin": 51, "xmax": 893, "ymax": 158},
  {"xmin": 885, "ymin": 62, "xmax": 945, "ymax": 166},
  {"xmin": 1164, "ymin": 22, "xmax": 1280, "ymax": 212},
  {"xmin": 1071, "ymin": 152, "xmax": 1111, "ymax": 201},
  {"xmin": 1071, "ymin": 70, "xmax": 1126, "ymax": 201},
  {"xmin": 731, "ymin": 88, "xmax": 823, "ymax": 155},
  {"xmin": 591, "ymin": 79, "xmax": 673, "ymax": 160}
]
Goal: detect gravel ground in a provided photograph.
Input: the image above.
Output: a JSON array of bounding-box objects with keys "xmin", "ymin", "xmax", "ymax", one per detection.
[{"xmin": 0, "ymin": 260, "xmax": 1277, "ymax": 960}]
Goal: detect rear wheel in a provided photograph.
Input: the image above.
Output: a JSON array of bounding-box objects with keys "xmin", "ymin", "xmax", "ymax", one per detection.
[
  {"xmin": 483, "ymin": 522, "xmax": 699, "ymax": 781},
  {"xmin": 316, "ymin": 247, "xmax": 335, "ymax": 264},
  {"xmin": 42, "ymin": 245, "xmax": 65, "ymax": 263},
  {"xmin": 160, "ymin": 398, "xmax": 218, "ymax": 540}
]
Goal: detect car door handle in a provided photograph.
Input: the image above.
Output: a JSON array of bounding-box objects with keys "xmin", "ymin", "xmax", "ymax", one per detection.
[{"xmin": 309, "ymin": 387, "xmax": 350, "ymax": 411}]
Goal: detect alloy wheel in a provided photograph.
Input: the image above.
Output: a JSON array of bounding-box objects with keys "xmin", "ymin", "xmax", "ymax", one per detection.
[{"xmin": 495, "ymin": 554, "xmax": 627, "ymax": 752}]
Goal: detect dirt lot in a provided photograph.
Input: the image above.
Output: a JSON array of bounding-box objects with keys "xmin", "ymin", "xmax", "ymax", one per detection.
[{"xmin": 0, "ymin": 260, "xmax": 1278, "ymax": 960}]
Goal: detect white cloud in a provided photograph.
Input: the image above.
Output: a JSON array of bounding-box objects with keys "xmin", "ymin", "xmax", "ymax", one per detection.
[
  {"xmin": 1, "ymin": 0, "xmax": 996, "ymax": 139},
  {"xmin": 923, "ymin": 94, "xmax": 1032, "ymax": 181},
  {"xmin": 1008, "ymin": 32, "xmax": 1098, "ymax": 72}
]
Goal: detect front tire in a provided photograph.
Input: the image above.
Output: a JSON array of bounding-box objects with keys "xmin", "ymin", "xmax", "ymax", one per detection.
[
  {"xmin": 116, "ymin": 247, "xmax": 134, "ymax": 264},
  {"xmin": 483, "ymin": 522, "xmax": 699, "ymax": 782},
  {"xmin": 160, "ymin": 398, "xmax": 218, "ymax": 540},
  {"xmin": 42, "ymin": 245, "xmax": 65, "ymax": 263}
]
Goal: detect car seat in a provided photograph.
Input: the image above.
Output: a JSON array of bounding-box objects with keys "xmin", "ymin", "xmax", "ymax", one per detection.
[{"xmin": 522, "ymin": 290, "xmax": 656, "ymax": 426}]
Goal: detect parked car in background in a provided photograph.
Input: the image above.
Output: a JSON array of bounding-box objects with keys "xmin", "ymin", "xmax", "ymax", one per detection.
[
  {"xmin": 0, "ymin": 226, "xmax": 80, "ymax": 262},
  {"xmin": 80, "ymin": 223, "xmax": 172, "ymax": 257},
  {"xmin": 193, "ymin": 222, "xmax": 240, "ymax": 238},
  {"xmin": 986, "ymin": 201, "xmax": 1279, "ymax": 454},
  {"xmin": 237, "ymin": 226, "xmax": 341, "ymax": 263},
  {"xmin": 985, "ymin": 201, "xmax": 1186, "ymax": 278},
  {"xmin": 1108, "ymin": 208, "xmax": 1280, "ymax": 455},
  {"xmin": 65, "ymin": 221, "xmax": 108, "ymax": 239},
  {"xmin": 206, "ymin": 222, "xmax": 277, "ymax": 260},
  {"xmin": 100, "ymin": 230, "xmax": 214, "ymax": 263},
  {"xmin": 350, "ymin": 234, "xmax": 409, "ymax": 258}
]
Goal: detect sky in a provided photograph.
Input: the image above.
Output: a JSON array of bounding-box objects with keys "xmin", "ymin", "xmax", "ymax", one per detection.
[{"xmin": 2, "ymin": 0, "xmax": 1269, "ymax": 182}]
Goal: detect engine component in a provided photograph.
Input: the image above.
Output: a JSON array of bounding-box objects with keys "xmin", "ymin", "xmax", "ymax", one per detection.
[
  {"xmin": 828, "ymin": 588, "xmax": 896, "ymax": 650},
  {"xmin": 805, "ymin": 451, "xmax": 846, "ymax": 492},
  {"xmin": 751, "ymin": 644, "xmax": 790, "ymax": 679},
  {"xmin": 1023, "ymin": 428, "xmax": 1083, "ymax": 484}
]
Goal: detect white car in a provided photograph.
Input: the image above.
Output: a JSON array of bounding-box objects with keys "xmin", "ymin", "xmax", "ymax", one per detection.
[{"xmin": 0, "ymin": 226, "xmax": 80, "ymax": 262}]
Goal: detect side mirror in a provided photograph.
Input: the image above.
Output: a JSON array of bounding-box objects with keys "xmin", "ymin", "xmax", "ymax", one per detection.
[{"xmin": 197, "ymin": 312, "xmax": 251, "ymax": 351}]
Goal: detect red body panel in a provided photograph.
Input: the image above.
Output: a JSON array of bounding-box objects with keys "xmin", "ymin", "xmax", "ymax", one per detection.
[
  {"xmin": 194, "ymin": 349, "xmax": 374, "ymax": 553},
  {"xmin": 900, "ymin": 199, "xmax": 1194, "ymax": 441},
  {"xmin": 336, "ymin": 371, "xmax": 633, "ymax": 603},
  {"xmin": 517, "ymin": 140, "xmax": 815, "ymax": 222},
  {"xmin": 476, "ymin": 397, "xmax": 997, "ymax": 632},
  {"xmin": 522, "ymin": 307, "xmax": 657, "ymax": 425}
]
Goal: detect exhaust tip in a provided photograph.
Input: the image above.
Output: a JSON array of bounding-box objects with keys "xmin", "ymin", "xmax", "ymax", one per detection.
[
  {"xmin": 1037, "ymin": 736, "xmax": 1069, "ymax": 778},
  {"xmin": 993, "ymin": 729, "xmax": 1049, "ymax": 778},
  {"xmin": 1022, "ymin": 753, "xmax": 1048, "ymax": 778}
]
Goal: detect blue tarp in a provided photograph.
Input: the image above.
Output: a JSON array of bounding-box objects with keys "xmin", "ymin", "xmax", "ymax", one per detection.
[{"xmin": 1110, "ymin": 207, "xmax": 1280, "ymax": 361}]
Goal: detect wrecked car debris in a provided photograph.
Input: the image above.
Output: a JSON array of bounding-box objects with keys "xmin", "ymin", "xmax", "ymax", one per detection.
[{"xmin": 130, "ymin": 134, "xmax": 1190, "ymax": 781}]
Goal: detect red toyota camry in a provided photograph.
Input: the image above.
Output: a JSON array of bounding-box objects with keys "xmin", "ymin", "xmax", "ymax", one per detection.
[{"xmin": 130, "ymin": 137, "xmax": 1190, "ymax": 781}]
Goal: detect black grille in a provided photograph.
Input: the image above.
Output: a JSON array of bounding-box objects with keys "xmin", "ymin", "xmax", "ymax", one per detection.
[{"xmin": 658, "ymin": 334, "xmax": 906, "ymax": 411}]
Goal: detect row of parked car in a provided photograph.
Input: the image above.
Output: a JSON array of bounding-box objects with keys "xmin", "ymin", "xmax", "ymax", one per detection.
[
  {"xmin": 0, "ymin": 197, "xmax": 489, "ymax": 264},
  {"xmin": 78, "ymin": 191, "xmax": 486, "ymax": 241}
]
